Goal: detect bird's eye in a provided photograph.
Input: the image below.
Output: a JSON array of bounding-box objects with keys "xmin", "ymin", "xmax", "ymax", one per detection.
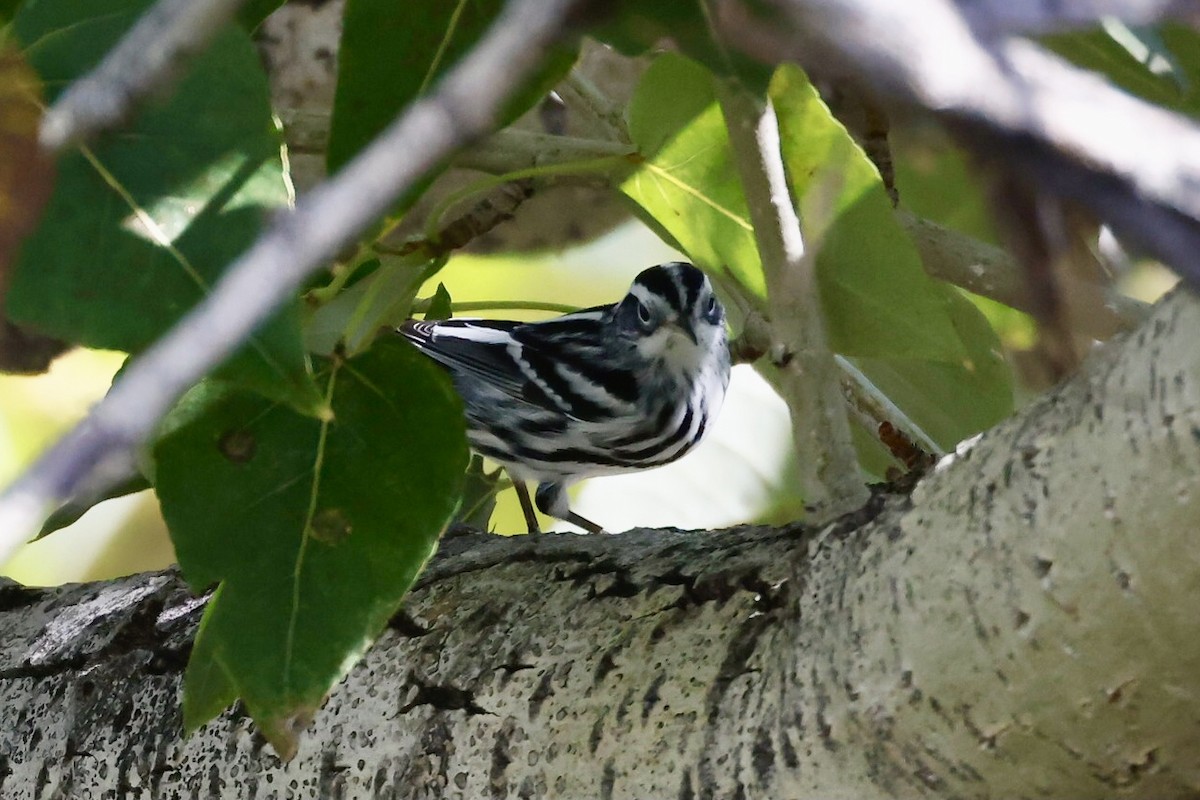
[
  {"xmin": 636, "ymin": 300, "xmax": 652, "ymax": 326},
  {"xmin": 705, "ymin": 296, "xmax": 717, "ymax": 315},
  {"xmin": 703, "ymin": 294, "xmax": 720, "ymax": 322}
]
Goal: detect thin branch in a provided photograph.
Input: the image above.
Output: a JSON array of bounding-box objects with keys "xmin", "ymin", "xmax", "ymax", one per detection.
[
  {"xmin": 455, "ymin": 129, "xmax": 636, "ymax": 175},
  {"xmin": 899, "ymin": 211, "xmax": 1151, "ymax": 338},
  {"xmin": 421, "ymin": 154, "xmax": 632, "ymax": 242},
  {"xmin": 835, "ymin": 355, "xmax": 943, "ymax": 462},
  {"xmin": 719, "ymin": 83, "xmax": 869, "ymax": 520},
  {"xmin": 39, "ymin": 0, "xmax": 249, "ymax": 151},
  {"xmin": 730, "ymin": 315, "xmax": 944, "ymax": 469},
  {"xmin": 0, "ymin": 0, "xmax": 589, "ymax": 566}
]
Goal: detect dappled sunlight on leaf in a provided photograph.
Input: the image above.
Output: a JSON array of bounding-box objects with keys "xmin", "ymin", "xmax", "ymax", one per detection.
[
  {"xmin": 10, "ymin": 0, "xmax": 318, "ymax": 412},
  {"xmin": 622, "ymin": 54, "xmax": 766, "ymax": 300},
  {"xmin": 770, "ymin": 65, "xmax": 967, "ymax": 363}
]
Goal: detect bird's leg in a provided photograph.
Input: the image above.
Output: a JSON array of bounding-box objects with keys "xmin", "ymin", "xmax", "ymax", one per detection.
[
  {"xmin": 567, "ymin": 511, "xmax": 605, "ymax": 534},
  {"xmin": 512, "ymin": 479, "xmax": 541, "ymax": 534},
  {"xmin": 535, "ymin": 482, "xmax": 606, "ymax": 534}
]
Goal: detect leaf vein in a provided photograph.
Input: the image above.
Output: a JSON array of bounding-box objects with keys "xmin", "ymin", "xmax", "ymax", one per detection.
[{"xmin": 282, "ymin": 364, "xmax": 340, "ymax": 691}]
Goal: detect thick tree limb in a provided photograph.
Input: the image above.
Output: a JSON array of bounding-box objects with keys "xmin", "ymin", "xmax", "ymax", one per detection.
[
  {"xmin": 0, "ymin": 0, "xmax": 589, "ymax": 566},
  {"xmin": 4, "ymin": 288, "xmax": 1200, "ymax": 798}
]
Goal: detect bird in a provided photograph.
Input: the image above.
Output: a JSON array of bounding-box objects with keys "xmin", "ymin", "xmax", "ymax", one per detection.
[{"xmin": 398, "ymin": 261, "xmax": 731, "ymax": 533}]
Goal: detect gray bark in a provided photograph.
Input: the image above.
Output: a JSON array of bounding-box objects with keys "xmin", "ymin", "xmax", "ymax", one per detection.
[{"xmin": 4, "ymin": 288, "xmax": 1200, "ymax": 798}]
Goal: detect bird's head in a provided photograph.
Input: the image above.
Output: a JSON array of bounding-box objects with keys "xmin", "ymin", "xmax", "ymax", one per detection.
[{"xmin": 614, "ymin": 262, "xmax": 727, "ymax": 375}]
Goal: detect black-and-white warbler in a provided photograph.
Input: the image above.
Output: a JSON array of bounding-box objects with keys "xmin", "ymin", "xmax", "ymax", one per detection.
[{"xmin": 399, "ymin": 261, "xmax": 731, "ymax": 533}]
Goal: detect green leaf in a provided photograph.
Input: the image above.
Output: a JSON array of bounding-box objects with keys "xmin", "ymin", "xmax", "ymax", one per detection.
[
  {"xmin": 624, "ymin": 55, "xmax": 967, "ymax": 362},
  {"xmin": 892, "ymin": 128, "xmax": 1000, "ymax": 246},
  {"xmin": 622, "ymin": 54, "xmax": 766, "ymax": 298},
  {"xmin": 0, "ymin": 0, "xmax": 21, "ymax": 24},
  {"xmin": 155, "ymin": 341, "xmax": 468, "ymax": 753},
  {"xmin": 455, "ymin": 454, "xmax": 501, "ymax": 530},
  {"xmin": 596, "ymin": 6, "xmax": 772, "ymax": 90},
  {"xmin": 424, "ymin": 282, "xmax": 454, "ymax": 321},
  {"xmin": 303, "ymin": 257, "xmax": 429, "ymax": 357},
  {"xmin": 36, "ymin": 472, "xmax": 151, "ymax": 541},
  {"xmin": 11, "ymin": 0, "xmax": 319, "ymax": 412},
  {"xmin": 1045, "ymin": 23, "xmax": 1200, "ymax": 117},
  {"xmin": 769, "ymin": 65, "xmax": 966, "ymax": 362},
  {"xmin": 852, "ymin": 288, "xmax": 1014, "ymax": 453},
  {"xmin": 182, "ymin": 585, "xmax": 239, "ymax": 732},
  {"xmin": 328, "ymin": 0, "xmax": 577, "ymax": 173},
  {"xmin": 1160, "ymin": 24, "xmax": 1200, "ymax": 116},
  {"xmin": 237, "ymin": 0, "xmax": 284, "ymax": 32}
]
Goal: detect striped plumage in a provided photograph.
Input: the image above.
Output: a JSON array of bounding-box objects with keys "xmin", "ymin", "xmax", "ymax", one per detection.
[{"xmin": 399, "ymin": 261, "xmax": 730, "ymax": 533}]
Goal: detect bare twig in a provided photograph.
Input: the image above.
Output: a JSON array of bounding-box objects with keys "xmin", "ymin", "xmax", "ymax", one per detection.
[
  {"xmin": 720, "ymin": 0, "xmax": 1200, "ymax": 290},
  {"xmin": 720, "ymin": 83, "xmax": 868, "ymax": 521},
  {"xmin": 40, "ymin": 0, "xmax": 250, "ymax": 151},
  {"xmin": 835, "ymin": 355, "xmax": 943, "ymax": 461},
  {"xmin": 731, "ymin": 315, "xmax": 944, "ymax": 473},
  {"xmin": 899, "ymin": 212, "xmax": 1150, "ymax": 337},
  {"xmin": 0, "ymin": 0, "xmax": 588, "ymax": 566},
  {"xmin": 455, "ymin": 129, "xmax": 636, "ymax": 175}
]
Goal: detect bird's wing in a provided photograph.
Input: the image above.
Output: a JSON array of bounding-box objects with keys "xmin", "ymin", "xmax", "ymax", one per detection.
[
  {"xmin": 509, "ymin": 307, "xmax": 642, "ymax": 420},
  {"xmin": 399, "ymin": 306, "xmax": 628, "ymax": 420},
  {"xmin": 398, "ymin": 318, "xmax": 530, "ymax": 399}
]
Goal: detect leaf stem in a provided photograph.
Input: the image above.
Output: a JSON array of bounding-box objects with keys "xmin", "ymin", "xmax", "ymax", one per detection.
[{"xmin": 417, "ymin": 0, "xmax": 469, "ymax": 97}]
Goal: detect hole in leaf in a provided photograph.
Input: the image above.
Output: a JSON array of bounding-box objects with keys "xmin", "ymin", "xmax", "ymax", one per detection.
[
  {"xmin": 309, "ymin": 507, "xmax": 352, "ymax": 545},
  {"xmin": 218, "ymin": 429, "xmax": 256, "ymax": 464}
]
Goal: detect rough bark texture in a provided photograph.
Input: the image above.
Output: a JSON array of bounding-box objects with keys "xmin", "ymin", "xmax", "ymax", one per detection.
[{"xmin": 3, "ymin": 289, "xmax": 1200, "ymax": 798}]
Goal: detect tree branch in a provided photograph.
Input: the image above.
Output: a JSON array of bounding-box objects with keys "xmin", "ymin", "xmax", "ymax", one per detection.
[
  {"xmin": 455, "ymin": 129, "xmax": 636, "ymax": 175},
  {"xmin": 950, "ymin": 0, "xmax": 1200, "ymax": 35},
  {"xmin": 0, "ymin": 0, "xmax": 589, "ymax": 567},
  {"xmin": 836, "ymin": 355, "xmax": 943, "ymax": 463},
  {"xmin": 720, "ymin": 84, "xmax": 868, "ymax": 520},
  {"xmin": 899, "ymin": 212, "xmax": 1151, "ymax": 338},
  {"xmin": 5, "ymin": 289, "xmax": 1200, "ymax": 797},
  {"xmin": 39, "ymin": 0, "xmax": 250, "ymax": 151},
  {"xmin": 720, "ymin": 0, "xmax": 1200, "ymax": 289},
  {"xmin": 730, "ymin": 318, "xmax": 944, "ymax": 466}
]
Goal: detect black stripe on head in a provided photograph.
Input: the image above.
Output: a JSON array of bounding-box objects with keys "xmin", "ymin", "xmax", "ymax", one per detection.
[
  {"xmin": 632, "ymin": 264, "xmax": 686, "ymax": 314},
  {"xmin": 671, "ymin": 262, "xmax": 706, "ymax": 316}
]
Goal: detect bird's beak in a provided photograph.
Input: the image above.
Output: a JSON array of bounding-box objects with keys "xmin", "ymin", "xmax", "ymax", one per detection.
[{"xmin": 666, "ymin": 320, "xmax": 698, "ymax": 345}]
